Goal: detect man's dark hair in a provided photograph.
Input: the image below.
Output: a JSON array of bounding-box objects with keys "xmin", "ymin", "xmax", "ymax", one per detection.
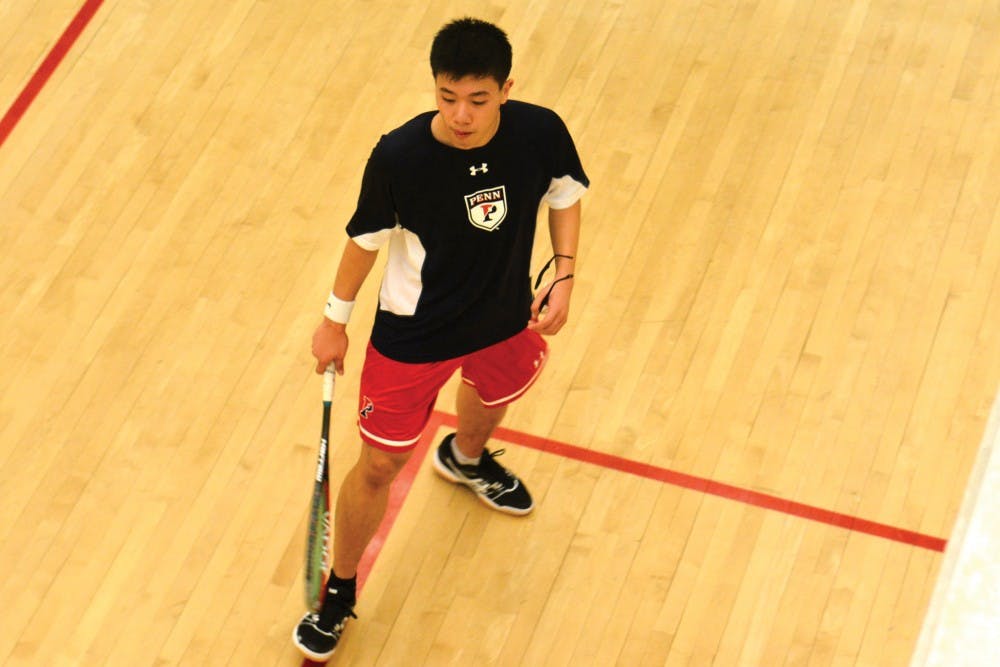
[{"xmin": 430, "ymin": 18, "xmax": 512, "ymax": 85}]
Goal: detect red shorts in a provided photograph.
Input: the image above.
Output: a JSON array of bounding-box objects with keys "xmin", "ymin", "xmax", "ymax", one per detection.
[{"xmin": 356, "ymin": 329, "xmax": 548, "ymax": 451}]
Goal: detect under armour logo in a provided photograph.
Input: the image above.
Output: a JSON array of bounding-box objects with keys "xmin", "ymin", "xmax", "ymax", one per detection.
[{"xmin": 469, "ymin": 163, "xmax": 488, "ymax": 176}]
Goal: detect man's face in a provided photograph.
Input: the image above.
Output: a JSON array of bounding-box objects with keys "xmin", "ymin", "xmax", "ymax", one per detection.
[{"xmin": 434, "ymin": 74, "xmax": 512, "ymax": 149}]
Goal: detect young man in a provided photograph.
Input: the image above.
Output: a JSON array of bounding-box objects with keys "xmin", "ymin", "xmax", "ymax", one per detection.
[{"xmin": 294, "ymin": 18, "xmax": 588, "ymax": 661}]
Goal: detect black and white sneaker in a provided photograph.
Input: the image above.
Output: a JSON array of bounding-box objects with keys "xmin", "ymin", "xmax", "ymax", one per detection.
[
  {"xmin": 433, "ymin": 433, "xmax": 534, "ymax": 515},
  {"xmin": 293, "ymin": 594, "xmax": 357, "ymax": 662}
]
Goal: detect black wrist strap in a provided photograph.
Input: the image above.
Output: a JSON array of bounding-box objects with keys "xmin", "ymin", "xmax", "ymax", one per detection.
[
  {"xmin": 540, "ymin": 274, "xmax": 575, "ymax": 309},
  {"xmin": 533, "ymin": 254, "xmax": 575, "ymax": 290}
]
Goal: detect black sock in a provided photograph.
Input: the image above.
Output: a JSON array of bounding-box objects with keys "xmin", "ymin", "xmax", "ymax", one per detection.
[{"xmin": 326, "ymin": 573, "xmax": 356, "ymax": 604}]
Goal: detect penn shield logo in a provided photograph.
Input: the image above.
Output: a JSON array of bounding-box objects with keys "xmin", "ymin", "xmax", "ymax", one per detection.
[{"xmin": 464, "ymin": 186, "xmax": 508, "ymax": 231}]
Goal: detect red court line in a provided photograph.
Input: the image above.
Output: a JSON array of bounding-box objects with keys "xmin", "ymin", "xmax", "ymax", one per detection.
[
  {"xmin": 354, "ymin": 410, "xmax": 946, "ymax": 588},
  {"xmin": 356, "ymin": 411, "xmax": 945, "ymax": 590},
  {"xmin": 480, "ymin": 416, "xmax": 948, "ymax": 552},
  {"xmin": 0, "ymin": 0, "xmax": 105, "ymax": 150},
  {"xmin": 302, "ymin": 412, "xmax": 945, "ymax": 663}
]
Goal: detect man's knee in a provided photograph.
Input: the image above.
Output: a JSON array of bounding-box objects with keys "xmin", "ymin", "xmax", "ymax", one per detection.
[{"xmin": 356, "ymin": 444, "xmax": 410, "ymax": 488}]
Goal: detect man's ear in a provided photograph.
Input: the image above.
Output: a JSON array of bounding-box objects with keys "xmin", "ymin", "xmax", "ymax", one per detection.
[{"xmin": 501, "ymin": 78, "xmax": 514, "ymax": 102}]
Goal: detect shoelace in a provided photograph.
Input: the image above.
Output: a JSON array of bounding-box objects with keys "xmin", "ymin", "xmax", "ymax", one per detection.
[
  {"xmin": 479, "ymin": 448, "xmax": 515, "ymax": 479},
  {"xmin": 317, "ymin": 596, "xmax": 357, "ymax": 632}
]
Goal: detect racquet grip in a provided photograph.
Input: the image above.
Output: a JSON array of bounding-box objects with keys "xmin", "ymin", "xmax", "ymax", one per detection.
[{"xmin": 323, "ymin": 366, "xmax": 336, "ymax": 402}]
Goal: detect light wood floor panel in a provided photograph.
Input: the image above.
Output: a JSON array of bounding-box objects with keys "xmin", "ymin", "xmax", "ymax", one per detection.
[
  {"xmin": 2, "ymin": 0, "xmax": 999, "ymax": 665},
  {"xmin": 0, "ymin": 1, "xmax": 79, "ymax": 114}
]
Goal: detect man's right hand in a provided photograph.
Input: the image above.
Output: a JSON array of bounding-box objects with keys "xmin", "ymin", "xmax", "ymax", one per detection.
[{"xmin": 312, "ymin": 318, "xmax": 349, "ymax": 375}]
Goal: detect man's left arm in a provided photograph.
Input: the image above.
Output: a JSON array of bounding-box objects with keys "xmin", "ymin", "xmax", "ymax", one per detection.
[{"xmin": 529, "ymin": 200, "xmax": 581, "ymax": 335}]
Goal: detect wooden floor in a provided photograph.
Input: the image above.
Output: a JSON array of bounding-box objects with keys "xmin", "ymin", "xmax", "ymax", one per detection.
[{"xmin": 2, "ymin": 0, "xmax": 999, "ymax": 665}]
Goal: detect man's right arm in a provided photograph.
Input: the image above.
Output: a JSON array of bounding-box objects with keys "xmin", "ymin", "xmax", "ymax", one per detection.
[{"xmin": 312, "ymin": 239, "xmax": 379, "ymax": 375}]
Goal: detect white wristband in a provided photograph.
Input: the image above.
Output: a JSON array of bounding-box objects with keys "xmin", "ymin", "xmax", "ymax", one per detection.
[{"xmin": 323, "ymin": 292, "xmax": 355, "ymax": 324}]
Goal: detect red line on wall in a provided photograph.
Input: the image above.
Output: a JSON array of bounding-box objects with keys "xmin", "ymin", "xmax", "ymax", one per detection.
[{"xmin": 0, "ymin": 0, "xmax": 105, "ymax": 150}]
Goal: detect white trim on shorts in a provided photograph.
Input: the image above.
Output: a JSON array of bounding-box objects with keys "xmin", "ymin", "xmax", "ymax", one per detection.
[
  {"xmin": 358, "ymin": 421, "xmax": 423, "ymax": 449},
  {"xmin": 463, "ymin": 348, "xmax": 548, "ymax": 407}
]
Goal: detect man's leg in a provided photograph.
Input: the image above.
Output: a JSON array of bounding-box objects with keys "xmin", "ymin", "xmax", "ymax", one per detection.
[
  {"xmin": 453, "ymin": 381, "xmax": 507, "ymax": 459},
  {"xmin": 433, "ymin": 381, "xmax": 533, "ymax": 515},
  {"xmin": 332, "ymin": 443, "xmax": 411, "ymax": 578},
  {"xmin": 294, "ymin": 443, "xmax": 410, "ymax": 661}
]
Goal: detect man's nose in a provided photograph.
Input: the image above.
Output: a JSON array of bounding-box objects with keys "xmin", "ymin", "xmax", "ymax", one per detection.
[{"xmin": 454, "ymin": 102, "xmax": 472, "ymax": 124}]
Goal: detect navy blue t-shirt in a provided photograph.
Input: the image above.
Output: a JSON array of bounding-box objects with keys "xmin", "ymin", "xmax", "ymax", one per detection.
[{"xmin": 347, "ymin": 99, "xmax": 589, "ymax": 363}]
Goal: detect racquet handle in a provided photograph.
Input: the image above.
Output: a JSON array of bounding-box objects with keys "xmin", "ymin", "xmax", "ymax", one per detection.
[{"xmin": 323, "ymin": 366, "xmax": 336, "ymax": 402}]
